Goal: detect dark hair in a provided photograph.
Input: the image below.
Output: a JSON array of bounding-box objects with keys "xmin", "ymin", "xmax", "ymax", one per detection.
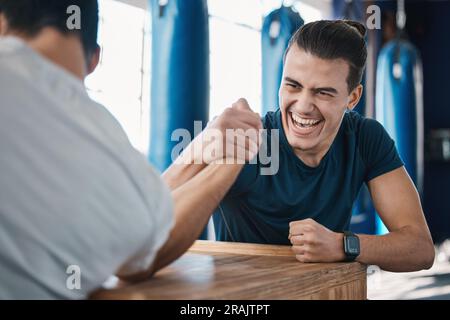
[
  {"xmin": 285, "ymin": 20, "xmax": 367, "ymax": 92},
  {"xmin": 0, "ymin": 0, "xmax": 99, "ymax": 59}
]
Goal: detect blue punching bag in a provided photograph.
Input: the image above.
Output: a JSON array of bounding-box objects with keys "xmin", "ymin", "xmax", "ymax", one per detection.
[
  {"xmin": 149, "ymin": 0, "xmax": 210, "ymax": 173},
  {"xmin": 375, "ymin": 39, "xmax": 424, "ymax": 234},
  {"xmin": 261, "ymin": 6, "xmax": 303, "ymax": 114}
]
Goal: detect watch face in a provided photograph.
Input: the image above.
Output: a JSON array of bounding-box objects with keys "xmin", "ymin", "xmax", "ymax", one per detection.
[{"xmin": 345, "ymin": 236, "xmax": 360, "ymax": 255}]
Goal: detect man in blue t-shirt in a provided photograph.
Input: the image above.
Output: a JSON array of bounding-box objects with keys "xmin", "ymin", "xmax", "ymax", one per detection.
[{"xmin": 213, "ymin": 20, "xmax": 434, "ymax": 272}]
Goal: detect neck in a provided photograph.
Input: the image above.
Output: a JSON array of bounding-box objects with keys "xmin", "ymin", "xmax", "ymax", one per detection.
[
  {"xmin": 294, "ymin": 145, "xmax": 331, "ymax": 168},
  {"xmin": 293, "ymin": 128, "xmax": 341, "ymax": 167},
  {"xmin": 17, "ymin": 28, "xmax": 87, "ymax": 80}
]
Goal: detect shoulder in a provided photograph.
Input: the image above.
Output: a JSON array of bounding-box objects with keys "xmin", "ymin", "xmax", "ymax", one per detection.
[
  {"xmin": 343, "ymin": 111, "xmax": 397, "ymax": 163},
  {"xmin": 343, "ymin": 111, "xmax": 380, "ymax": 132},
  {"xmin": 343, "ymin": 111, "xmax": 388, "ymax": 143},
  {"xmin": 343, "ymin": 112, "xmax": 403, "ymax": 181}
]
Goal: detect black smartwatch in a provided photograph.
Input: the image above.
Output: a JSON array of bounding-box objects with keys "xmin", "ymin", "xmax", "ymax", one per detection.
[{"xmin": 343, "ymin": 231, "xmax": 360, "ymax": 262}]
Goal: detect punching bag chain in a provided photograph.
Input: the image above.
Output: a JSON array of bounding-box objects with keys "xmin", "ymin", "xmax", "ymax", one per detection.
[
  {"xmin": 396, "ymin": 0, "xmax": 406, "ymax": 31},
  {"xmin": 159, "ymin": 0, "xmax": 168, "ymax": 17}
]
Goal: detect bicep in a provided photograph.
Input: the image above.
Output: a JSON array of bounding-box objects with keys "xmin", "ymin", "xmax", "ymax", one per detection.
[{"xmin": 367, "ymin": 166, "xmax": 428, "ymax": 232}]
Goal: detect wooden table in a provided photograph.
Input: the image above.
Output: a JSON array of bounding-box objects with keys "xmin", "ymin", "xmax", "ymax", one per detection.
[{"xmin": 93, "ymin": 240, "xmax": 367, "ymax": 300}]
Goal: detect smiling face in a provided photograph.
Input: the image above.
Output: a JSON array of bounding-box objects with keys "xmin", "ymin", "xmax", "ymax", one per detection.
[{"xmin": 279, "ymin": 44, "xmax": 362, "ymax": 166}]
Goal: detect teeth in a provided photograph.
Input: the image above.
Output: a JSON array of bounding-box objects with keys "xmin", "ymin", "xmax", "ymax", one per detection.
[{"xmin": 291, "ymin": 113, "xmax": 320, "ymax": 126}]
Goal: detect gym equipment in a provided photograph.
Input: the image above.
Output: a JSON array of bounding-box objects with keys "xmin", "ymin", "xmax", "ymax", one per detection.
[
  {"xmin": 376, "ymin": 41, "xmax": 424, "ymax": 191},
  {"xmin": 149, "ymin": 0, "xmax": 210, "ymax": 173}
]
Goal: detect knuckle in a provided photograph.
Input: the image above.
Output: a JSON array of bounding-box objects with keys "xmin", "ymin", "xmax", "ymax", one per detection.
[
  {"xmin": 291, "ymin": 246, "xmax": 301, "ymax": 255},
  {"xmin": 304, "ymin": 235, "xmax": 314, "ymax": 244},
  {"xmin": 223, "ymin": 107, "xmax": 233, "ymax": 117},
  {"xmin": 302, "ymin": 245, "xmax": 311, "ymax": 254},
  {"xmin": 236, "ymin": 98, "xmax": 248, "ymax": 106},
  {"xmin": 291, "ymin": 236, "xmax": 302, "ymax": 246}
]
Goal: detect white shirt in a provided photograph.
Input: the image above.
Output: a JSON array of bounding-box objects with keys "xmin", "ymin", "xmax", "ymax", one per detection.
[{"xmin": 0, "ymin": 37, "xmax": 173, "ymax": 299}]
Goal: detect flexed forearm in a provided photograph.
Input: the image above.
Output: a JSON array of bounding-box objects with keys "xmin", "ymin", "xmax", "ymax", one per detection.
[
  {"xmin": 162, "ymin": 98, "xmax": 262, "ymax": 191},
  {"xmin": 162, "ymin": 135, "xmax": 206, "ymax": 191},
  {"xmin": 356, "ymin": 226, "xmax": 434, "ymax": 272}
]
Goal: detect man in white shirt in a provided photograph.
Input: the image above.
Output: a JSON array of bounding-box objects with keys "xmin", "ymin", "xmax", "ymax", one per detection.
[{"xmin": 0, "ymin": 0, "xmax": 262, "ymax": 299}]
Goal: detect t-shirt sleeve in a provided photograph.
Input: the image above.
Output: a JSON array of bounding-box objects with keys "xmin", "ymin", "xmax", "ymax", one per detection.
[
  {"xmin": 359, "ymin": 118, "xmax": 405, "ymax": 183},
  {"xmin": 117, "ymin": 165, "xmax": 174, "ymax": 276}
]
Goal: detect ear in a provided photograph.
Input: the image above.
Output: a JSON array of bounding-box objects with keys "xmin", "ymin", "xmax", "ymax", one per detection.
[
  {"xmin": 347, "ymin": 84, "xmax": 363, "ymax": 111},
  {"xmin": 87, "ymin": 45, "xmax": 101, "ymax": 75},
  {"xmin": 0, "ymin": 13, "xmax": 8, "ymax": 36}
]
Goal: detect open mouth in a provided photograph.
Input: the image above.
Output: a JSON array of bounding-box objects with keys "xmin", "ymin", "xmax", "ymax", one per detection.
[{"xmin": 288, "ymin": 112, "xmax": 324, "ymax": 135}]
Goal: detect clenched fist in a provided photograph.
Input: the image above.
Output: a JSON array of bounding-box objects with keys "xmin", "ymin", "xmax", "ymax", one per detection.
[
  {"xmin": 289, "ymin": 218, "xmax": 345, "ymax": 263},
  {"xmin": 196, "ymin": 98, "xmax": 263, "ymax": 164}
]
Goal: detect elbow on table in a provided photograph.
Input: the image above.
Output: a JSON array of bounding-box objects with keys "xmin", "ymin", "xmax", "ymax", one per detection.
[
  {"xmin": 419, "ymin": 242, "xmax": 435, "ymax": 271},
  {"xmin": 116, "ymin": 262, "xmax": 157, "ymax": 283},
  {"xmin": 408, "ymin": 236, "xmax": 435, "ymax": 271},
  {"xmin": 403, "ymin": 226, "xmax": 435, "ymax": 271}
]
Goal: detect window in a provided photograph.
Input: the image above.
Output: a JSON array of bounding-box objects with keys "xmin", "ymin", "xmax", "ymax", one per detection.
[
  {"xmin": 85, "ymin": 0, "xmax": 151, "ymax": 154},
  {"xmin": 209, "ymin": 1, "xmax": 262, "ymax": 119}
]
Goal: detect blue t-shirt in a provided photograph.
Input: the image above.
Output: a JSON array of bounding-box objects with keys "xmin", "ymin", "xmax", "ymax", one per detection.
[{"xmin": 213, "ymin": 110, "xmax": 404, "ymax": 245}]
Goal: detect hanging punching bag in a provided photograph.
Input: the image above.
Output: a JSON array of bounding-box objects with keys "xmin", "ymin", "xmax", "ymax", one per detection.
[
  {"xmin": 261, "ymin": 6, "xmax": 303, "ymax": 114},
  {"xmin": 149, "ymin": 0, "xmax": 210, "ymax": 173},
  {"xmin": 375, "ymin": 39, "xmax": 424, "ymax": 234}
]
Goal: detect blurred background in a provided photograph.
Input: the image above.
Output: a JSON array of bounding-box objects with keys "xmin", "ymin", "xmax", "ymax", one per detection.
[{"xmin": 84, "ymin": 0, "xmax": 450, "ymax": 299}]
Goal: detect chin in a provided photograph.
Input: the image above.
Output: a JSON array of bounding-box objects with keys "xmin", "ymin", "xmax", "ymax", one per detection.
[{"xmin": 287, "ymin": 136, "xmax": 320, "ymax": 152}]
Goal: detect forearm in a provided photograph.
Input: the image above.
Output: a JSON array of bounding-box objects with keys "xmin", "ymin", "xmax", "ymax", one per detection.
[
  {"xmin": 163, "ymin": 101, "xmax": 262, "ymax": 191},
  {"xmin": 152, "ymin": 161, "xmax": 244, "ymax": 274},
  {"xmin": 355, "ymin": 226, "xmax": 435, "ymax": 272},
  {"xmin": 162, "ymin": 135, "xmax": 206, "ymax": 190}
]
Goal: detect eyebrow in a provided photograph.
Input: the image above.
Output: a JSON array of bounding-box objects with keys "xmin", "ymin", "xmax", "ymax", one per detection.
[{"xmin": 284, "ymin": 77, "xmax": 339, "ymax": 95}]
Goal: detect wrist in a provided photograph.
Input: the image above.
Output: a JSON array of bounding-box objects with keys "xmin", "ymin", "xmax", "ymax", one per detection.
[
  {"xmin": 190, "ymin": 131, "xmax": 228, "ymax": 165},
  {"xmin": 335, "ymin": 232, "xmax": 346, "ymax": 262}
]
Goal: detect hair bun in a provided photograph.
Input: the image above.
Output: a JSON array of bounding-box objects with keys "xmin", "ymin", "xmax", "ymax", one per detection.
[{"xmin": 343, "ymin": 20, "xmax": 367, "ymax": 37}]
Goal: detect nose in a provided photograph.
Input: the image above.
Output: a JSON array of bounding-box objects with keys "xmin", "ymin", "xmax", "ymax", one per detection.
[{"xmin": 291, "ymin": 91, "xmax": 315, "ymax": 115}]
